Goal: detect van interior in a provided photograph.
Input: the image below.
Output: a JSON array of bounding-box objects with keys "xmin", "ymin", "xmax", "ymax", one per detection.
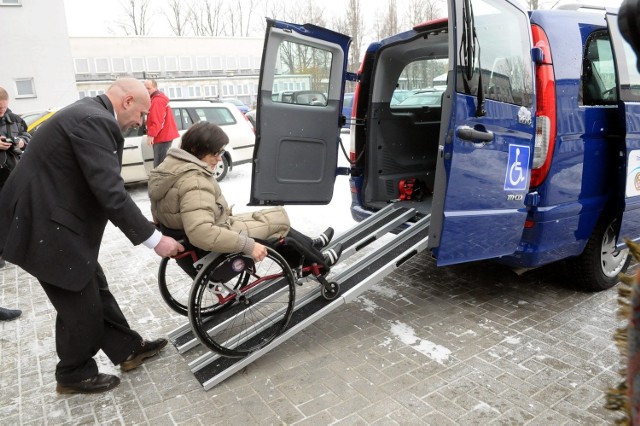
[{"xmin": 358, "ymin": 25, "xmax": 450, "ymax": 218}]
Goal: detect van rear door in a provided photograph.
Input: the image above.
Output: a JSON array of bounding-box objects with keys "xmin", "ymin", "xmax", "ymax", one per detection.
[
  {"xmin": 249, "ymin": 19, "xmax": 351, "ymax": 205},
  {"xmin": 607, "ymin": 11, "xmax": 640, "ymax": 246},
  {"xmin": 428, "ymin": 0, "xmax": 537, "ymax": 265}
]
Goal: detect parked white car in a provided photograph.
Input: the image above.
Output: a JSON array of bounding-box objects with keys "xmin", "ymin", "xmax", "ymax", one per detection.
[{"xmin": 121, "ymin": 99, "xmax": 255, "ymax": 184}]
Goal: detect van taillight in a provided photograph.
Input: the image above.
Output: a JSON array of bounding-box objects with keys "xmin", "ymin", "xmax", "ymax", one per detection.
[
  {"xmin": 350, "ymin": 66, "xmax": 364, "ymax": 163},
  {"xmin": 530, "ymin": 24, "xmax": 556, "ymax": 188}
]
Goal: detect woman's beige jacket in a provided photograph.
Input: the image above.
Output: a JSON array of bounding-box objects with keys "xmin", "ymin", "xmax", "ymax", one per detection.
[{"xmin": 148, "ymin": 148, "xmax": 290, "ymax": 255}]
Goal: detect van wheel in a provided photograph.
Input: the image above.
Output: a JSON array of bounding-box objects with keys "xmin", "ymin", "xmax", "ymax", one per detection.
[
  {"xmin": 569, "ymin": 218, "xmax": 630, "ymax": 291},
  {"xmin": 214, "ymin": 156, "xmax": 229, "ymax": 181}
]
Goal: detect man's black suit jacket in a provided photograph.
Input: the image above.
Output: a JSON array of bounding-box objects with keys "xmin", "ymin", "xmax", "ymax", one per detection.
[{"xmin": 0, "ymin": 94, "xmax": 155, "ymax": 290}]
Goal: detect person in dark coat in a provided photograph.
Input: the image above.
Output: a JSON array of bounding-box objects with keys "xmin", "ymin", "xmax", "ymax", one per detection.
[
  {"xmin": 0, "ymin": 86, "xmax": 30, "ymax": 318},
  {"xmin": 0, "ymin": 78, "xmax": 184, "ymax": 394}
]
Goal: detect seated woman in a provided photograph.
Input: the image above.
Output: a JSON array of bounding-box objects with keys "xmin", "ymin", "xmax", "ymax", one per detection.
[{"xmin": 147, "ymin": 121, "xmax": 341, "ymax": 272}]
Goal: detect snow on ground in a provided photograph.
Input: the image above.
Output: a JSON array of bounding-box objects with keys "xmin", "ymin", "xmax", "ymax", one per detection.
[{"xmin": 217, "ymin": 133, "xmax": 357, "ymax": 238}]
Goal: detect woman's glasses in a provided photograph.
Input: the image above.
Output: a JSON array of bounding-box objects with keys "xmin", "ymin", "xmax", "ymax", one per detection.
[{"xmin": 214, "ymin": 149, "xmax": 226, "ymax": 157}]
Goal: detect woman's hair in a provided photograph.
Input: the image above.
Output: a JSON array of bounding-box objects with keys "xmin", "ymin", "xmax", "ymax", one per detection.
[{"xmin": 180, "ymin": 121, "xmax": 229, "ymax": 159}]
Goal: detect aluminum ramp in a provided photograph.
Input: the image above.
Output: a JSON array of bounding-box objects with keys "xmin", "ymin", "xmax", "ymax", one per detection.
[
  {"xmin": 166, "ymin": 205, "xmax": 430, "ymax": 390},
  {"xmin": 167, "ymin": 203, "xmax": 417, "ymax": 352}
]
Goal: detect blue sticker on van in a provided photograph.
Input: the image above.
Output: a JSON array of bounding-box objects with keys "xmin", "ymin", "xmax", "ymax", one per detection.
[{"xmin": 504, "ymin": 144, "xmax": 530, "ymax": 191}]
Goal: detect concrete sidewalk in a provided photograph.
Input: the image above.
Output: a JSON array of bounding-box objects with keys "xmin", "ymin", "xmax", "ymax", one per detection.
[{"xmin": 0, "ymin": 185, "xmax": 626, "ymax": 424}]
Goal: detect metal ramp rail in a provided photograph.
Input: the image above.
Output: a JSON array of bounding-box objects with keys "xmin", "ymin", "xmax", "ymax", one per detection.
[{"xmin": 166, "ymin": 205, "xmax": 430, "ymax": 390}]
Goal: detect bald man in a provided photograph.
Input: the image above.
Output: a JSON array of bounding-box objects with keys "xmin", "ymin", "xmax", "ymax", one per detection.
[{"xmin": 0, "ymin": 78, "xmax": 184, "ymax": 394}]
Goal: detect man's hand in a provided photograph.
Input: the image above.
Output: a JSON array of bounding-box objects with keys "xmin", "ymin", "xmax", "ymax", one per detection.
[
  {"xmin": 0, "ymin": 138, "xmax": 11, "ymax": 151},
  {"xmin": 154, "ymin": 235, "xmax": 184, "ymax": 257},
  {"xmin": 251, "ymin": 242, "xmax": 268, "ymax": 262},
  {"xmin": 146, "ymin": 135, "xmax": 154, "ymax": 146}
]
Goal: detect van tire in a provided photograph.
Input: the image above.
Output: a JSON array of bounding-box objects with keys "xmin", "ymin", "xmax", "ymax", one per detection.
[
  {"xmin": 214, "ymin": 155, "xmax": 229, "ymax": 181},
  {"xmin": 569, "ymin": 218, "xmax": 630, "ymax": 291}
]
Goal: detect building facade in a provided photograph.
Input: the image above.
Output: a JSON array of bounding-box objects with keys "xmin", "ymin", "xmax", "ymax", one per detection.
[
  {"xmin": 0, "ymin": 0, "xmax": 78, "ymax": 114},
  {"xmin": 70, "ymin": 36, "xmax": 265, "ymax": 108}
]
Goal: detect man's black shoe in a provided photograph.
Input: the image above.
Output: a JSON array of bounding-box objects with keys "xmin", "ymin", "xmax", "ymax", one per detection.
[
  {"xmin": 56, "ymin": 373, "xmax": 120, "ymax": 394},
  {"xmin": 120, "ymin": 338, "xmax": 168, "ymax": 372},
  {"xmin": 0, "ymin": 306, "xmax": 21, "ymax": 321},
  {"xmin": 0, "ymin": 257, "xmax": 5, "ymax": 268}
]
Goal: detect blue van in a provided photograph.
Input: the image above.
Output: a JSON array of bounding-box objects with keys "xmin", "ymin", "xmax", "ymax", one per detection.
[{"xmin": 249, "ymin": 1, "xmax": 639, "ymax": 291}]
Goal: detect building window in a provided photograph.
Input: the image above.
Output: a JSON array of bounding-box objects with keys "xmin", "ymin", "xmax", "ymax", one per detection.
[
  {"xmin": 196, "ymin": 56, "xmax": 209, "ymax": 71},
  {"xmin": 168, "ymin": 87, "xmax": 184, "ymax": 99},
  {"xmin": 95, "ymin": 58, "xmax": 110, "ymax": 74},
  {"xmin": 78, "ymin": 91, "xmax": 87, "ymax": 99},
  {"xmin": 226, "ymin": 57, "xmax": 238, "ymax": 70},
  {"xmin": 131, "ymin": 57, "xmax": 144, "ymax": 72},
  {"xmin": 211, "ymin": 57, "xmax": 222, "ymax": 70},
  {"xmin": 165, "ymin": 56, "xmax": 178, "ymax": 72},
  {"xmin": 188, "ymin": 86, "xmax": 202, "ymax": 97},
  {"xmin": 146, "ymin": 57, "xmax": 161, "ymax": 72},
  {"xmin": 180, "ymin": 56, "xmax": 192, "ymax": 71},
  {"xmin": 204, "ymin": 85, "xmax": 218, "ymax": 98},
  {"xmin": 15, "ymin": 78, "xmax": 35, "ymax": 98},
  {"xmin": 239, "ymin": 56, "xmax": 250, "ymax": 69},
  {"xmin": 112, "ymin": 57, "xmax": 126, "ymax": 73},
  {"xmin": 252, "ymin": 57, "xmax": 261, "ymax": 70},
  {"xmin": 1, "ymin": 0, "xmax": 21, "ymax": 5},
  {"xmin": 74, "ymin": 58, "xmax": 90, "ymax": 74}
]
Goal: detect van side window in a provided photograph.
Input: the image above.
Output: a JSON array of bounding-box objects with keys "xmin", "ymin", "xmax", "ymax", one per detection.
[
  {"xmin": 457, "ymin": 0, "xmax": 533, "ymax": 107},
  {"xmin": 271, "ymin": 40, "xmax": 330, "ymax": 107},
  {"xmin": 581, "ymin": 31, "xmax": 617, "ymax": 105}
]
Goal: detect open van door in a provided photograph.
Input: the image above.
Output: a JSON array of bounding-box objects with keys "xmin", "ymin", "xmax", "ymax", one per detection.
[
  {"xmin": 607, "ymin": 10, "xmax": 640, "ymax": 246},
  {"xmin": 428, "ymin": 0, "xmax": 537, "ymax": 265},
  {"xmin": 250, "ymin": 19, "xmax": 351, "ymax": 205}
]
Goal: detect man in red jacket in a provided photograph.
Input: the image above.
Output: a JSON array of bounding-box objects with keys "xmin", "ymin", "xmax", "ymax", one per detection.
[{"xmin": 143, "ymin": 79, "xmax": 179, "ymax": 167}]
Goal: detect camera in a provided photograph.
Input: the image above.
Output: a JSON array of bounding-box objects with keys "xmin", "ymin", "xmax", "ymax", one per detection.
[{"xmin": 1, "ymin": 136, "xmax": 23, "ymax": 156}]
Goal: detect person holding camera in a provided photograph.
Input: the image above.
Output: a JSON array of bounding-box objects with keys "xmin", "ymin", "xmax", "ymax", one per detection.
[
  {"xmin": 0, "ymin": 86, "xmax": 29, "ymax": 321},
  {"xmin": 0, "ymin": 87, "xmax": 30, "ymax": 272}
]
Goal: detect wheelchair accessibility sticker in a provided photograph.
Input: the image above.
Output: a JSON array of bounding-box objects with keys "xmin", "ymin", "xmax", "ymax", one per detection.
[
  {"xmin": 625, "ymin": 149, "xmax": 640, "ymax": 197},
  {"xmin": 504, "ymin": 144, "xmax": 530, "ymax": 191}
]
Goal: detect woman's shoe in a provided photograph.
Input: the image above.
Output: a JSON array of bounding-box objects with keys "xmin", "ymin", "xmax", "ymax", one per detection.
[
  {"xmin": 322, "ymin": 244, "xmax": 343, "ymax": 267},
  {"xmin": 312, "ymin": 227, "xmax": 334, "ymax": 250}
]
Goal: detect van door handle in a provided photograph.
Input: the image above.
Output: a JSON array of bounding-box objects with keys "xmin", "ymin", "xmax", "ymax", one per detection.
[{"xmin": 456, "ymin": 126, "xmax": 494, "ymax": 142}]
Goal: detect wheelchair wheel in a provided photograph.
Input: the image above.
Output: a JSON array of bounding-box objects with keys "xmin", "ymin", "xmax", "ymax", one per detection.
[
  {"xmin": 158, "ymin": 254, "xmax": 225, "ymax": 317},
  {"xmin": 188, "ymin": 247, "xmax": 296, "ymax": 358},
  {"xmin": 158, "ymin": 256, "xmax": 193, "ymax": 316}
]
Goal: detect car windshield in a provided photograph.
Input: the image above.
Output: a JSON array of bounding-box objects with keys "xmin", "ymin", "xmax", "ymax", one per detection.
[
  {"xmin": 391, "ymin": 90, "xmax": 412, "ymax": 105},
  {"xmin": 20, "ymin": 111, "xmax": 49, "ymax": 126},
  {"xmin": 397, "ymin": 91, "xmax": 444, "ymax": 107}
]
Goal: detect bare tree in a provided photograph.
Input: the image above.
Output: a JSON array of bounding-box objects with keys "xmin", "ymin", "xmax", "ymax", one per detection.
[
  {"xmin": 188, "ymin": 0, "xmax": 227, "ymax": 36},
  {"xmin": 404, "ymin": 0, "xmax": 442, "ymax": 28},
  {"xmin": 374, "ymin": 0, "xmax": 399, "ymax": 40},
  {"xmin": 528, "ymin": 0, "xmax": 540, "ymax": 10},
  {"xmin": 226, "ymin": 0, "xmax": 257, "ymax": 37},
  {"xmin": 117, "ymin": 0, "xmax": 153, "ymax": 35},
  {"xmin": 165, "ymin": 0, "xmax": 191, "ymax": 36},
  {"xmin": 341, "ymin": 0, "xmax": 363, "ymax": 72}
]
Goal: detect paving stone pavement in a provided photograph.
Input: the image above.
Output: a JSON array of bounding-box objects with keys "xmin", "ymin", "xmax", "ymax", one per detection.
[{"xmin": 0, "ymin": 184, "xmax": 631, "ymax": 425}]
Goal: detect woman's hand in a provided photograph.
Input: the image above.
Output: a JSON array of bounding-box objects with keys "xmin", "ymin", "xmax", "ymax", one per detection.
[{"xmin": 252, "ymin": 242, "xmax": 268, "ymax": 262}]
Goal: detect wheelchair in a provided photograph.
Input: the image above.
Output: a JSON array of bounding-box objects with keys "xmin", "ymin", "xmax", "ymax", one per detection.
[{"xmin": 157, "ymin": 227, "xmax": 340, "ymax": 358}]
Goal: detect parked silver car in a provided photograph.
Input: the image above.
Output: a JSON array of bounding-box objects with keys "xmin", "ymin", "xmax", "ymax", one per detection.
[{"xmin": 121, "ymin": 99, "xmax": 255, "ymax": 183}]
